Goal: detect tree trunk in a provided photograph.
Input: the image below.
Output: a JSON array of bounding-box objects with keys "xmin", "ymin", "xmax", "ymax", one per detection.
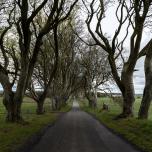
[
  {"xmin": 3, "ymin": 93, "xmax": 23, "ymax": 122},
  {"xmin": 3, "ymin": 91, "xmax": 15, "ymax": 122},
  {"xmin": 138, "ymin": 54, "xmax": 152, "ymax": 119},
  {"xmin": 88, "ymin": 97, "xmax": 97, "ymax": 108},
  {"xmin": 0, "ymin": 71, "xmax": 23, "ymax": 122},
  {"xmin": 36, "ymin": 92, "xmax": 47, "ymax": 114},
  {"xmin": 108, "ymin": 55, "xmax": 134, "ymax": 118},
  {"xmin": 61, "ymin": 95, "xmax": 69, "ymax": 107},
  {"xmin": 122, "ymin": 87, "xmax": 134, "ymax": 118},
  {"xmin": 85, "ymin": 92, "xmax": 97, "ymax": 108},
  {"xmin": 88, "ymin": 99, "xmax": 92, "ymax": 107},
  {"xmin": 52, "ymin": 97, "xmax": 56, "ymax": 110},
  {"xmin": 118, "ymin": 70, "xmax": 135, "ymax": 118},
  {"xmin": 36, "ymin": 100, "xmax": 45, "ymax": 115},
  {"xmin": 94, "ymin": 87, "xmax": 98, "ymax": 101},
  {"xmin": 52, "ymin": 96, "xmax": 62, "ymax": 110}
]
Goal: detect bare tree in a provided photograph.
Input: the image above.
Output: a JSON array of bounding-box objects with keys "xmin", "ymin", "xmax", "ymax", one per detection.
[
  {"xmin": 84, "ymin": 0, "xmax": 152, "ymax": 118},
  {"xmin": 28, "ymin": 14, "xmax": 81, "ymax": 112},
  {"xmin": 0, "ymin": 0, "xmax": 78, "ymax": 122},
  {"xmin": 79, "ymin": 42, "xmax": 111, "ymax": 108},
  {"xmin": 27, "ymin": 27, "xmax": 59, "ymax": 114},
  {"xmin": 51, "ymin": 18, "xmax": 81, "ymax": 110}
]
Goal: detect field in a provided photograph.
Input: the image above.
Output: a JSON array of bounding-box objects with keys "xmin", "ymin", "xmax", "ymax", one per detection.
[
  {"xmin": 0, "ymin": 97, "xmax": 72, "ymax": 152},
  {"xmin": 80, "ymin": 97, "xmax": 152, "ymax": 119},
  {"xmin": 80, "ymin": 97, "xmax": 152, "ymax": 152}
]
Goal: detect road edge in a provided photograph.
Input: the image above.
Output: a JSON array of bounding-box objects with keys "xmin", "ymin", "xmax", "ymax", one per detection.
[
  {"xmin": 15, "ymin": 113, "xmax": 66, "ymax": 152},
  {"xmin": 84, "ymin": 111, "xmax": 147, "ymax": 152}
]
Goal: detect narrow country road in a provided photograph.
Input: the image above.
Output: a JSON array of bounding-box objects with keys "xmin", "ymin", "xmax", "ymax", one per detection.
[{"xmin": 29, "ymin": 101, "xmax": 140, "ymax": 152}]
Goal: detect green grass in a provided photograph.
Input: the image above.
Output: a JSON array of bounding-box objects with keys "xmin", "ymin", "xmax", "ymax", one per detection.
[
  {"xmin": 0, "ymin": 97, "xmax": 52, "ymax": 115},
  {"xmin": 0, "ymin": 97, "xmax": 72, "ymax": 152},
  {"xmin": 80, "ymin": 97, "xmax": 152, "ymax": 119},
  {"xmin": 80, "ymin": 97, "xmax": 152, "ymax": 152}
]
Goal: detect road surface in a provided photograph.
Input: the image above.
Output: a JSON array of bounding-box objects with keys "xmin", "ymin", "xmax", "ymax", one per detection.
[{"xmin": 29, "ymin": 101, "xmax": 140, "ymax": 152}]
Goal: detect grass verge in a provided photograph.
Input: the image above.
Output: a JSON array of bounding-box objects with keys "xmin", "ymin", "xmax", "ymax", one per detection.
[
  {"xmin": 80, "ymin": 99, "xmax": 152, "ymax": 152},
  {"xmin": 0, "ymin": 97, "xmax": 72, "ymax": 152}
]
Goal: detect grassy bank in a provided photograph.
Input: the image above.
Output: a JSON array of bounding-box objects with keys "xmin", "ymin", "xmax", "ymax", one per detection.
[
  {"xmin": 0, "ymin": 97, "xmax": 72, "ymax": 152},
  {"xmin": 80, "ymin": 97, "xmax": 152, "ymax": 152}
]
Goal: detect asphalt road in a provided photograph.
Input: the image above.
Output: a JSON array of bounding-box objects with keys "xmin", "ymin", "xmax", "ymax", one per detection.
[{"xmin": 29, "ymin": 101, "xmax": 140, "ymax": 152}]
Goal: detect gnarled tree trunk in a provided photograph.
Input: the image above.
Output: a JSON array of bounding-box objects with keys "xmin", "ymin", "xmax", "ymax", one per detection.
[
  {"xmin": 138, "ymin": 53, "xmax": 152, "ymax": 119},
  {"xmin": 35, "ymin": 91, "xmax": 47, "ymax": 114},
  {"xmin": 85, "ymin": 91, "xmax": 97, "ymax": 108},
  {"xmin": 52, "ymin": 96, "xmax": 61, "ymax": 110},
  {"xmin": 3, "ymin": 90, "xmax": 14, "ymax": 121},
  {"xmin": 3, "ymin": 91, "xmax": 23, "ymax": 122},
  {"xmin": 109, "ymin": 56, "xmax": 135, "ymax": 118},
  {"xmin": 36, "ymin": 100, "xmax": 45, "ymax": 115},
  {"xmin": 121, "ymin": 74, "xmax": 135, "ymax": 117},
  {"xmin": 0, "ymin": 70, "xmax": 22, "ymax": 122}
]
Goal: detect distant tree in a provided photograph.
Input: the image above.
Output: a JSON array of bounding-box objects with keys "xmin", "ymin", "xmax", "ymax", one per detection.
[
  {"xmin": 27, "ymin": 28, "xmax": 59, "ymax": 114},
  {"xmin": 28, "ymin": 14, "xmax": 82, "ymax": 112},
  {"xmin": 51, "ymin": 18, "xmax": 82, "ymax": 110},
  {"xmin": 79, "ymin": 42, "xmax": 111, "ymax": 108}
]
